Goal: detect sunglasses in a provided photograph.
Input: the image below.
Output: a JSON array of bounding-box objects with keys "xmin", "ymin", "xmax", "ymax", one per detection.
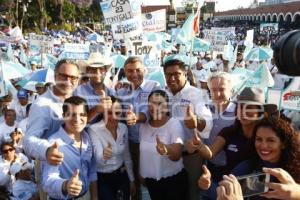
[{"xmin": 2, "ymin": 148, "xmax": 14, "ymax": 154}]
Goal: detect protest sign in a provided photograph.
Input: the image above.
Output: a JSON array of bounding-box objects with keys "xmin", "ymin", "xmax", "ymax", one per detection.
[
  {"xmin": 171, "ymin": 28, "xmax": 180, "ymax": 43},
  {"xmin": 0, "ymin": 61, "xmax": 7, "ymax": 97},
  {"xmin": 142, "ymin": 9, "xmax": 166, "ymax": 33},
  {"xmin": 63, "ymin": 43, "xmax": 90, "ymax": 60},
  {"xmin": 203, "ymin": 27, "xmax": 235, "ymax": 52},
  {"xmin": 100, "ymin": 0, "xmax": 141, "ymax": 25},
  {"xmin": 260, "ymin": 23, "xmax": 278, "ymax": 35},
  {"xmin": 111, "ymin": 17, "xmax": 142, "ymax": 40},
  {"xmin": 132, "ymin": 41, "xmax": 161, "ymax": 70},
  {"xmin": 29, "ymin": 35, "xmax": 54, "ymax": 55},
  {"xmin": 280, "ymin": 77, "xmax": 300, "ymax": 111}
]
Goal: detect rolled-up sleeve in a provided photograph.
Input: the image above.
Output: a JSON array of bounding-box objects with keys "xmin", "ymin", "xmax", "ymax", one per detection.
[
  {"xmin": 195, "ymin": 104, "xmax": 213, "ymax": 139},
  {"xmin": 24, "ymin": 104, "xmax": 51, "ymax": 161},
  {"xmin": 41, "ymin": 162, "xmax": 68, "ymax": 199}
]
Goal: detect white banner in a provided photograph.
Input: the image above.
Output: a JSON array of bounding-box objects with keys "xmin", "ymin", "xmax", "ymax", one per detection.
[
  {"xmin": 132, "ymin": 41, "xmax": 161, "ymax": 69},
  {"xmin": 0, "ymin": 62, "xmax": 6, "ymax": 97},
  {"xmin": 203, "ymin": 27, "xmax": 235, "ymax": 52},
  {"xmin": 171, "ymin": 28, "xmax": 180, "ymax": 43},
  {"xmin": 29, "ymin": 35, "xmax": 54, "ymax": 55},
  {"xmin": 100, "ymin": 0, "xmax": 141, "ymax": 25},
  {"xmin": 260, "ymin": 23, "xmax": 279, "ymax": 34},
  {"xmin": 142, "ymin": 9, "xmax": 166, "ymax": 33},
  {"xmin": 246, "ymin": 29, "xmax": 254, "ymax": 43},
  {"xmin": 111, "ymin": 17, "xmax": 143, "ymax": 40},
  {"xmin": 63, "ymin": 43, "xmax": 90, "ymax": 60},
  {"xmin": 280, "ymin": 77, "xmax": 300, "ymax": 111}
]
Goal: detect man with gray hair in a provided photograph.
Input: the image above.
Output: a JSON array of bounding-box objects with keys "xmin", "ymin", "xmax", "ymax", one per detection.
[{"xmin": 187, "ymin": 71, "xmax": 236, "ymax": 199}]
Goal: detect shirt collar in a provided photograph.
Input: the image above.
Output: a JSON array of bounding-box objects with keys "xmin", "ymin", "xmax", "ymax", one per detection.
[
  {"xmin": 135, "ymin": 80, "xmax": 146, "ymax": 91},
  {"xmin": 168, "ymin": 81, "xmax": 191, "ymax": 97},
  {"xmin": 46, "ymin": 87, "xmax": 64, "ymax": 103},
  {"xmin": 57, "ymin": 126, "xmax": 74, "ymax": 145}
]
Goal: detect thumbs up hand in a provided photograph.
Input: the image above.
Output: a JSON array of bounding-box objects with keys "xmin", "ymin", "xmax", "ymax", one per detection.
[
  {"xmin": 198, "ymin": 165, "xmax": 212, "ymax": 190},
  {"xmin": 126, "ymin": 105, "xmax": 137, "ymax": 126},
  {"xmin": 46, "ymin": 141, "xmax": 64, "ymax": 166},
  {"xmin": 66, "ymin": 169, "xmax": 82, "ymax": 197},
  {"xmin": 156, "ymin": 135, "xmax": 168, "ymax": 156},
  {"xmin": 103, "ymin": 142, "xmax": 113, "ymax": 160},
  {"xmin": 184, "ymin": 105, "xmax": 197, "ymax": 129},
  {"xmin": 96, "ymin": 91, "xmax": 112, "ymax": 113},
  {"xmin": 187, "ymin": 131, "xmax": 202, "ymax": 154}
]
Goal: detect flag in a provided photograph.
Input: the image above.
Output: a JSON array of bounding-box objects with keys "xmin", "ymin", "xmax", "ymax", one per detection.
[
  {"xmin": 176, "ymin": 1, "xmax": 202, "ymax": 43},
  {"xmin": 231, "ymin": 63, "xmax": 274, "ymax": 96},
  {"xmin": 193, "ymin": 2, "xmax": 201, "ymax": 35}
]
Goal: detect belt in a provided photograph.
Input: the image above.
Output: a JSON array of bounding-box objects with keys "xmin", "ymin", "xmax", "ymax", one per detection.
[
  {"xmin": 98, "ymin": 164, "xmax": 126, "ymax": 176},
  {"xmin": 49, "ymin": 191, "xmax": 87, "ymax": 200}
]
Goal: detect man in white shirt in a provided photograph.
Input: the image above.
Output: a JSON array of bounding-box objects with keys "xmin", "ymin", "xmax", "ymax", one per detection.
[
  {"xmin": 11, "ymin": 89, "xmax": 30, "ymax": 122},
  {"xmin": 0, "ymin": 109, "xmax": 18, "ymax": 144},
  {"xmin": 163, "ymin": 59, "xmax": 213, "ymax": 200}
]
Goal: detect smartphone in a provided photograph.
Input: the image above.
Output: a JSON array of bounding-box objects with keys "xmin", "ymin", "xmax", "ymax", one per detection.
[{"xmin": 237, "ymin": 172, "xmax": 270, "ymax": 198}]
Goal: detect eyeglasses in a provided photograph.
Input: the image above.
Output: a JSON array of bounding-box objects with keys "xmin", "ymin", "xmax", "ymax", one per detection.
[
  {"xmin": 165, "ymin": 72, "xmax": 184, "ymax": 79},
  {"xmin": 2, "ymin": 148, "xmax": 14, "ymax": 154},
  {"xmin": 57, "ymin": 72, "xmax": 79, "ymax": 82}
]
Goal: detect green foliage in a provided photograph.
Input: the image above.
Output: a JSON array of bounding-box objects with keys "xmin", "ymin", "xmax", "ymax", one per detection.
[{"xmin": 10, "ymin": 0, "xmax": 104, "ymax": 32}]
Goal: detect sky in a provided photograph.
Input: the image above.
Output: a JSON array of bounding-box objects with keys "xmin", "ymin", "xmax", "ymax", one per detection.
[{"xmin": 142, "ymin": 0, "xmax": 265, "ymax": 12}]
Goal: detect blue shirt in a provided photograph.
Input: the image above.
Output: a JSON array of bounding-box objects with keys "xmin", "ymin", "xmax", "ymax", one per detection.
[
  {"xmin": 41, "ymin": 126, "xmax": 97, "ymax": 200},
  {"xmin": 73, "ymin": 81, "xmax": 114, "ymax": 110},
  {"xmin": 116, "ymin": 80, "xmax": 160, "ymax": 143},
  {"xmin": 204, "ymin": 102, "xmax": 236, "ymax": 166},
  {"xmin": 24, "ymin": 88, "xmax": 64, "ymax": 161}
]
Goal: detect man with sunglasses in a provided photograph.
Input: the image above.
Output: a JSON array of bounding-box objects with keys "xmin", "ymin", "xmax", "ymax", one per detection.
[{"xmin": 24, "ymin": 59, "xmax": 80, "ymax": 200}]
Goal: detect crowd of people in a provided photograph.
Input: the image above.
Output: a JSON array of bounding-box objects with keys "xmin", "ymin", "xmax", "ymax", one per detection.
[{"xmin": 0, "ymin": 18, "xmax": 299, "ymax": 200}]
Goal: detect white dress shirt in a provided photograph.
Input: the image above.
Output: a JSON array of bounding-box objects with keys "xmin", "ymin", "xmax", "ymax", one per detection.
[
  {"xmin": 139, "ymin": 118, "xmax": 184, "ymax": 180},
  {"xmin": 88, "ymin": 121, "xmax": 134, "ymax": 181},
  {"xmin": 167, "ymin": 82, "xmax": 213, "ymax": 140},
  {"xmin": 0, "ymin": 122, "xmax": 18, "ymax": 144}
]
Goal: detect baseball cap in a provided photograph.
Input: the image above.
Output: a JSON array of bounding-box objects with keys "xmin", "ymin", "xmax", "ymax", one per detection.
[{"xmin": 17, "ymin": 89, "xmax": 28, "ymax": 99}]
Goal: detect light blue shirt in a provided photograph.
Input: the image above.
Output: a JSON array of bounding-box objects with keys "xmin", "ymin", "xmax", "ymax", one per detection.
[
  {"xmin": 24, "ymin": 88, "xmax": 64, "ymax": 161},
  {"xmin": 204, "ymin": 102, "xmax": 236, "ymax": 166},
  {"xmin": 41, "ymin": 126, "xmax": 97, "ymax": 200},
  {"xmin": 116, "ymin": 80, "xmax": 160, "ymax": 143},
  {"xmin": 73, "ymin": 81, "xmax": 114, "ymax": 110}
]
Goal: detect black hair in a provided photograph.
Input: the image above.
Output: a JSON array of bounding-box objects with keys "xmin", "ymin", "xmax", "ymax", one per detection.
[
  {"xmin": 54, "ymin": 59, "xmax": 79, "ymax": 73},
  {"xmin": 0, "ymin": 142, "xmax": 15, "ymax": 153},
  {"xmin": 163, "ymin": 59, "xmax": 186, "ymax": 72},
  {"xmin": 148, "ymin": 90, "xmax": 169, "ymax": 103},
  {"xmin": 62, "ymin": 96, "xmax": 89, "ymax": 115}
]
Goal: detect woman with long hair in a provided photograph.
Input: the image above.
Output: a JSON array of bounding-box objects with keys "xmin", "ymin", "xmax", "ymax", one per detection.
[{"xmin": 232, "ymin": 116, "xmax": 300, "ymax": 183}]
